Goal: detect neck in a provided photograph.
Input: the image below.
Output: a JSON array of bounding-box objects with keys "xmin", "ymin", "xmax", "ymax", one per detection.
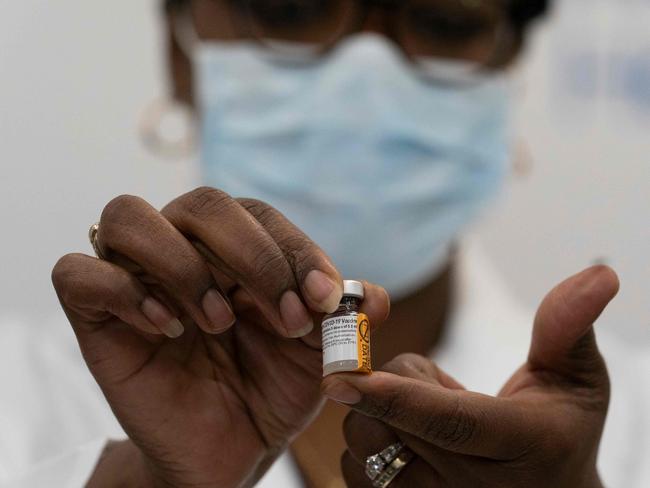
[{"xmin": 373, "ymin": 261, "xmax": 455, "ymax": 366}]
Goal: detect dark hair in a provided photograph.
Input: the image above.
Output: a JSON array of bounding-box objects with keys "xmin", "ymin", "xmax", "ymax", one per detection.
[
  {"xmin": 509, "ymin": 0, "xmax": 550, "ymax": 30},
  {"xmin": 164, "ymin": 0, "xmax": 551, "ymax": 29}
]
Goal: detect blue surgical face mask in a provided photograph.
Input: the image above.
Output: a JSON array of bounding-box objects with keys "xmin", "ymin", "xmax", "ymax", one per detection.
[{"xmin": 193, "ymin": 34, "xmax": 511, "ymax": 299}]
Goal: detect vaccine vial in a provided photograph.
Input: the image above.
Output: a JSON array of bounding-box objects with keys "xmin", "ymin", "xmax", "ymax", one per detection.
[{"xmin": 322, "ymin": 280, "xmax": 372, "ymax": 377}]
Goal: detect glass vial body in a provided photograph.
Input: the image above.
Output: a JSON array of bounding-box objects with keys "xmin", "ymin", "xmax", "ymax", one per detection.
[{"xmin": 322, "ymin": 280, "xmax": 371, "ymax": 377}]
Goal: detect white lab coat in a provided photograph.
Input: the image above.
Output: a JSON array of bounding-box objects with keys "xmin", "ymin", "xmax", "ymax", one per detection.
[{"xmin": 2, "ymin": 240, "xmax": 649, "ymax": 487}]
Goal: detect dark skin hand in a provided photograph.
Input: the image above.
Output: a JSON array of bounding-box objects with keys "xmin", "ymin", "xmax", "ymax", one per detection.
[
  {"xmin": 324, "ymin": 265, "xmax": 620, "ymax": 488},
  {"xmin": 51, "ymin": 187, "xmax": 390, "ymax": 488}
]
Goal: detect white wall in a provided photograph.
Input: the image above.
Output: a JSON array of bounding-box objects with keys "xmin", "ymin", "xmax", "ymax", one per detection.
[
  {"xmin": 1, "ymin": 0, "xmax": 648, "ymax": 342},
  {"xmin": 478, "ymin": 0, "xmax": 650, "ymax": 343},
  {"xmin": 0, "ymin": 0, "xmax": 197, "ymax": 327}
]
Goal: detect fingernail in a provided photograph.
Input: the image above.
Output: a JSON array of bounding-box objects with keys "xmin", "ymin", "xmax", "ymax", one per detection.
[
  {"xmin": 161, "ymin": 318, "xmax": 185, "ymax": 338},
  {"xmin": 202, "ymin": 289, "xmax": 236, "ymax": 333},
  {"xmin": 304, "ymin": 270, "xmax": 343, "ymax": 313},
  {"xmin": 280, "ymin": 290, "xmax": 314, "ymax": 338},
  {"xmin": 141, "ymin": 297, "xmax": 185, "ymax": 338},
  {"xmin": 322, "ymin": 379, "xmax": 362, "ymax": 405}
]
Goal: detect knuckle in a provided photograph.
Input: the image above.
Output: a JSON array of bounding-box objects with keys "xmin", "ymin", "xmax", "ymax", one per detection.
[
  {"xmin": 51, "ymin": 254, "xmax": 92, "ymax": 305},
  {"xmin": 238, "ymin": 197, "xmax": 279, "ymax": 224},
  {"xmin": 101, "ymin": 194, "xmax": 146, "ymax": 226},
  {"xmin": 248, "ymin": 242, "xmax": 291, "ymax": 283},
  {"xmin": 240, "ymin": 198, "xmax": 314, "ymax": 254},
  {"xmin": 239, "ymin": 197, "xmax": 320, "ymax": 276},
  {"xmin": 423, "ymin": 393, "xmax": 476, "ymax": 450},
  {"xmin": 111, "ymin": 270, "xmax": 136, "ymax": 297},
  {"xmin": 366, "ymin": 383, "xmax": 412, "ymax": 423},
  {"xmin": 575, "ymin": 377, "xmax": 610, "ymax": 414},
  {"xmin": 182, "ymin": 186, "xmax": 235, "ymax": 219},
  {"xmin": 103, "ymin": 272, "xmax": 138, "ymax": 314},
  {"xmin": 383, "ymin": 353, "xmax": 435, "ymax": 378},
  {"xmin": 164, "ymin": 260, "xmax": 211, "ymax": 298},
  {"xmin": 393, "ymin": 352, "xmax": 429, "ymax": 370},
  {"xmin": 51, "ymin": 254, "xmax": 80, "ymax": 292},
  {"xmin": 282, "ymin": 234, "xmax": 316, "ymax": 267},
  {"xmin": 570, "ymin": 339, "xmax": 611, "ymax": 391}
]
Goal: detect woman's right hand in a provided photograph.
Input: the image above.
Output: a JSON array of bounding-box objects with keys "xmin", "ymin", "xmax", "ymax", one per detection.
[
  {"xmin": 51, "ymin": 187, "xmax": 390, "ymax": 488},
  {"xmin": 327, "ymin": 266, "xmax": 619, "ymax": 488}
]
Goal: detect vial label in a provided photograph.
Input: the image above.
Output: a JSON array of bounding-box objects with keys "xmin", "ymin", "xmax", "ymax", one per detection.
[{"xmin": 322, "ymin": 312, "xmax": 371, "ymax": 373}]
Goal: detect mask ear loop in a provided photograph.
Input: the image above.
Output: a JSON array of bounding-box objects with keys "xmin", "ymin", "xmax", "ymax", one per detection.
[
  {"xmin": 507, "ymin": 50, "xmax": 535, "ymax": 180},
  {"xmin": 172, "ymin": 6, "xmax": 200, "ymax": 60},
  {"xmin": 511, "ymin": 137, "xmax": 534, "ymax": 178},
  {"xmin": 138, "ymin": 7, "xmax": 199, "ymax": 160}
]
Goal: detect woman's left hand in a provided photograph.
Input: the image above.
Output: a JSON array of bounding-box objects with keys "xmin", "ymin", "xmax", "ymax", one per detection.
[
  {"xmin": 52, "ymin": 189, "xmax": 391, "ymax": 488},
  {"xmin": 323, "ymin": 265, "xmax": 619, "ymax": 488}
]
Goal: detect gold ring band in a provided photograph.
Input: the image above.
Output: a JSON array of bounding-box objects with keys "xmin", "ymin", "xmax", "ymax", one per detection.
[
  {"xmin": 366, "ymin": 443, "xmax": 415, "ymax": 488},
  {"xmin": 88, "ymin": 223, "xmax": 105, "ymax": 260},
  {"xmin": 372, "ymin": 449, "xmax": 415, "ymax": 488}
]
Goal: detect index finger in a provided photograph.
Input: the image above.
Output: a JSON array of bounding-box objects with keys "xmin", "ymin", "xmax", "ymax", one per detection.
[
  {"xmin": 240, "ymin": 198, "xmax": 390, "ymax": 345},
  {"xmin": 237, "ymin": 197, "xmax": 344, "ymax": 314},
  {"xmin": 161, "ymin": 188, "xmax": 340, "ymax": 338}
]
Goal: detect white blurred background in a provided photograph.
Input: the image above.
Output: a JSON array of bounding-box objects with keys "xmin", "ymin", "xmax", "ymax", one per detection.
[{"xmin": 0, "ymin": 0, "xmax": 648, "ymax": 343}]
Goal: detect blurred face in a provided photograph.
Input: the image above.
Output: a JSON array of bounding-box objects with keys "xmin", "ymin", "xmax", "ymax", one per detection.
[
  {"xmin": 162, "ymin": 0, "xmax": 525, "ymax": 296},
  {"xmin": 167, "ymin": 0, "xmax": 523, "ymax": 105}
]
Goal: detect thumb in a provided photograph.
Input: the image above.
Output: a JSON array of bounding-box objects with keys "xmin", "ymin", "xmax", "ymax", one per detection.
[
  {"xmin": 528, "ymin": 265, "xmax": 619, "ymax": 380},
  {"xmin": 322, "ymin": 371, "xmax": 536, "ymax": 460}
]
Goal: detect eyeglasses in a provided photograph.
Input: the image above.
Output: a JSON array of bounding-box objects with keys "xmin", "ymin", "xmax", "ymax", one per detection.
[{"xmin": 173, "ymin": 0, "xmax": 515, "ymax": 83}]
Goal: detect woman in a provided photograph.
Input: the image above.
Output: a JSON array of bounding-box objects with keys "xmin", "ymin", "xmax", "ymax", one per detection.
[{"xmin": 18, "ymin": 0, "xmax": 650, "ymax": 487}]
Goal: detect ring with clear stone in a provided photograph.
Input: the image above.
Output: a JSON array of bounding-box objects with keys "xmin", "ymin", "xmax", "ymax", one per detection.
[{"xmin": 364, "ymin": 442, "xmax": 415, "ymax": 487}]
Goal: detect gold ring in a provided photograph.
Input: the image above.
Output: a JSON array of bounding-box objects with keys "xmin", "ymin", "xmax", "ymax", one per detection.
[
  {"xmin": 365, "ymin": 442, "xmax": 415, "ymax": 488},
  {"xmin": 88, "ymin": 223, "xmax": 105, "ymax": 260},
  {"xmin": 372, "ymin": 449, "xmax": 415, "ymax": 488}
]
